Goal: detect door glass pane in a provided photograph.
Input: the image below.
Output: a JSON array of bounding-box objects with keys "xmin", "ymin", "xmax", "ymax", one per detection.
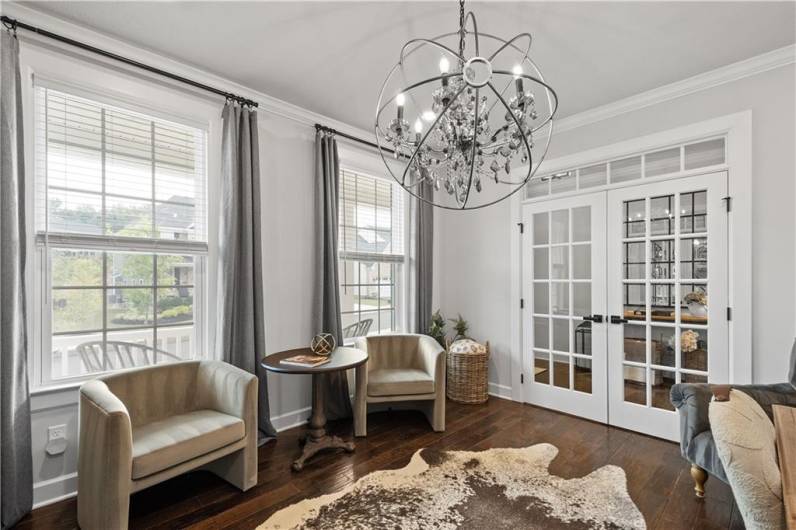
[
  {"xmin": 573, "ymin": 284, "xmax": 591, "ymax": 317},
  {"xmin": 551, "ymin": 210, "xmax": 569, "ymax": 243},
  {"xmin": 551, "ymin": 283, "xmax": 569, "ymax": 315},
  {"xmin": 651, "ymin": 284, "xmax": 675, "ymax": 320},
  {"xmin": 624, "ymin": 199, "xmax": 646, "ymax": 237},
  {"xmin": 533, "ymin": 248, "xmax": 549, "ymax": 279},
  {"xmin": 623, "ymin": 324, "xmax": 646, "ymax": 363},
  {"xmin": 650, "ymin": 240, "xmax": 674, "ymax": 280},
  {"xmin": 623, "ymin": 242, "xmax": 645, "ymax": 279},
  {"xmin": 572, "ymin": 206, "xmax": 591, "ymax": 242},
  {"xmin": 552, "ymin": 318, "xmax": 569, "ymax": 351},
  {"xmin": 624, "ymin": 283, "xmax": 646, "ymax": 319},
  {"xmin": 623, "ymin": 365, "xmax": 647, "ymax": 405},
  {"xmin": 534, "ymin": 351, "xmax": 550, "ymax": 384},
  {"xmin": 527, "ymin": 179, "xmax": 549, "ymax": 198},
  {"xmin": 681, "ymin": 237, "xmax": 707, "ymax": 279},
  {"xmin": 552, "ymin": 354, "xmax": 570, "ymax": 389},
  {"xmin": 551, "ymin": 173, "xmax": 577, "ymax": 194},
  {"xmin": 573, "ymin": 320, "xmax": 591, "ymax": 356},
  {"xmin": 533, "ymin": 212, "xmax": 549, "ymax": 245},
  {"xmin": 681, "ymin": 328, "xmax": 708, "ymax": 372},
  {"xmin": 572, "ymin": 245, "xmax": 591, "ymax": 279},
  {"xmin": 651, "ymin": 369, "xmax": 676, "ymax": 411},
  {"xmin": 680, "ymin": 191, "xmax": 707, "ymax": 234},
  {"xmin": 650, "ymin": 195, "xmax": 674, "ymax": 236},
  {"xmin": 681, "ymin": 284, "xmax": 708, "ymax": 324},
  {"xmin": 682, "ymin": 372, "xmax": 707, "ymax": 384},
  {"xmin": 534, "ymin": 317, "xmax": 549, "ymax": 349},
  {"xmin": 533, "ymin": 282, "xmax": 549, "ymax": 314},
  {"xmin": 650, "ymin": 326, "xmax": 675, "ymax": 367},
  {"xmin": 551, "ymin": 247, "xmax": 569, "ymax": 279},
  {"xmin": 574, "ymin": 357, "xmax": 592, "ymax": 394}
]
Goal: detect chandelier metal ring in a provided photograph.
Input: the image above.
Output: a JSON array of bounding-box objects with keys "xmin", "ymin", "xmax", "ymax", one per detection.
[{"xmin": 374, "ymin": 4, "xmax": 558, "ymax": 210}]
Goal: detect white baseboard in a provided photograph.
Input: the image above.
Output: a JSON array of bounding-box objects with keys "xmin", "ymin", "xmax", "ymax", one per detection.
[
  {"xmin": 488, "ymin": 382, "xmax": 513, "ymax": 400},
  {"xmin": 33, "ymin": 472, "xmax": 78, "ymax": 509},
  {"xmin": 271, "ymin": 405, "xmax": 312, "ymax": 432}
]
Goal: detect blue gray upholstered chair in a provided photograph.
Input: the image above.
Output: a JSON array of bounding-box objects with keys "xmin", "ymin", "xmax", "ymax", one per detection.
[{"xmin": 670, "ymin": 340, "xmax": 796, "ymax": 497}]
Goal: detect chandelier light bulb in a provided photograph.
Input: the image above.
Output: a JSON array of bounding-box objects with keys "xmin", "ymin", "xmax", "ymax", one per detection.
[
  {"xmin": 513, "ymin": 64, "xmax": 524, "ymax": 94},
  {"xmin": 414, "ymin": 118, "xmax": 423, "ymax": 133},
  {"xmin": 421, "ymin": 110, "xmax": 436, "ymax": 122},
  {"xmin": 512, "ymin": 64, "xmax": 523, "ymax": 78},
  {"xmin": 439, "ymin": 56, "xmax": 451, "ymax": 74},
  {"xmin": 395, "ymin": 92, "xmax": 406, "ymax": 121}
]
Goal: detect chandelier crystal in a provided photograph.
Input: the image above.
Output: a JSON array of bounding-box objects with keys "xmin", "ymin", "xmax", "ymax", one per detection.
[{"xmin": 375, "ymin": 0, "xmax": 558, "ymax": 210}]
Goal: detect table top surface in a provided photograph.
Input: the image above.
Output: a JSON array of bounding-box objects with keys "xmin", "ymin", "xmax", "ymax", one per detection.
[{"xmin": 261, "ymin": 346, "xmax": 368, "ymax": 375}]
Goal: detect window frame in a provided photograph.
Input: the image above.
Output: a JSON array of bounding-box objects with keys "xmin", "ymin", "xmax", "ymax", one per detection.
[
  {"xmin": 27, "ymin": 75, "xmax": 218, "ymax": 389},
  {"xmin": 338, "ymin": 147, "xmax": 411, "ymax": 342}
]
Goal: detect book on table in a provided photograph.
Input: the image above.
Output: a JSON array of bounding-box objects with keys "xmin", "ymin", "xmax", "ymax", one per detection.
[{"xmin": 280, "ymin": 354, "xmax": 331, "ymax": 368}]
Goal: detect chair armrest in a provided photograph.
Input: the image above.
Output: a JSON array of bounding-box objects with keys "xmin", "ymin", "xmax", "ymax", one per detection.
[
  {"xmin": 78, "ymin": 380, "xmax": 133, "ymax": 510},
  {"xmin": 671, "ymin": 383, "xmax": 713, "ymax": 457},
  {"xmin": 197, "ymin": 361, "xmax": 258, "ymax": 423},
  {"xmin": 417, "ymin": 335, "xmax": 446, "ymax": 383}
]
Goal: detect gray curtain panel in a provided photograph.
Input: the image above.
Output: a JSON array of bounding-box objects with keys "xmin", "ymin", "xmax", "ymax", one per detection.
[
  {"xmin": 215, "ymin": 101, "xmax": 276, "ymax": 441},
  {"xmin": 313, "ymin": 132, "xmax": 352, "ymax": 420},
  {"xmin": 414, "ymin": 182, "xmax": 434, "ymax": 334},
  {"xmin": 1, "ymin": 29, "xmax": 34, "ymax": 529}
]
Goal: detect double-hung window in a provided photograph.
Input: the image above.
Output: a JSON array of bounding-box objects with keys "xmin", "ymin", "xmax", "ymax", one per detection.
[
  {"xmin": 34, "ymin": 85, "xmax": 208, "ymax": 384},
  {"xmin": 338, "ymin": 168, "xmax": 405, "ymax": 339}
]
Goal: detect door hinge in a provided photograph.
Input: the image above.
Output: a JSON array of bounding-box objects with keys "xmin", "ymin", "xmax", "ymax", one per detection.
[
  {"xmin": 517, "ymin": 222, "xmax": 524, "ymax": 234},
  {"xmin": 727, "ymin": 307, "xmax": 732, "ymax": 321},
  {"xmin": 521, "ymin": 373, "xmax": 524, "ymax": 384},
  {"xmin": 722, "ymin": 196, "xmax": 732, "ymax": 212},
  {"xmin": 520, "ymin": 298, "xmax": 525, "ymax": 309}
]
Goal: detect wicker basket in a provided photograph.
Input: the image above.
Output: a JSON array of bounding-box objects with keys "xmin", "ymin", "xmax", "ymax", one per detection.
[{"xmin": 446, "ymin": 338, "xmax": 490, "ymax": 404}]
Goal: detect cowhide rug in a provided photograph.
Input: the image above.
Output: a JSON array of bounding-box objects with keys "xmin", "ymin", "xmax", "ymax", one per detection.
[{"xmin": 259, "ymin": 443, "xmax": 646, "ymax": 529}]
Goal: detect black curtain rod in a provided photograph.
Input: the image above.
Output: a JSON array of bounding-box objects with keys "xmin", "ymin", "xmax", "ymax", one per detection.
[
  {"xmin": 315, "ymin": 124, "xmax": 396, "ymax": 156},
  {"xmin": 1, "ymin": 15, "xmax": 258, "ymax": 108}
]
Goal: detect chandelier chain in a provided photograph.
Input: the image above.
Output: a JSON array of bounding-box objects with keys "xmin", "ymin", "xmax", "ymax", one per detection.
[{"xmin": 458, "ymin": 0, "xmax": 466, "ymax": 65}]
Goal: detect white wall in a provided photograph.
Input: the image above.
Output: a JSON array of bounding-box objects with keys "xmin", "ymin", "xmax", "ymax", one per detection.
[{"xmin": 438, "ymin": 63, "xmax": 796, "ymax": 392}]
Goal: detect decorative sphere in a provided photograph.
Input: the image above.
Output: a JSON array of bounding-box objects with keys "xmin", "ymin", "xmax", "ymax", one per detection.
[{"xmin": 310, "ymin": 333, "xmax": 336, "ymax": 356}]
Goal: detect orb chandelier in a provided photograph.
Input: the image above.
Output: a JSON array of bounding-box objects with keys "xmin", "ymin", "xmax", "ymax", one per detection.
[{"xmin": 375, "ymin": 0, "xmax": 558, "ymax": 210}]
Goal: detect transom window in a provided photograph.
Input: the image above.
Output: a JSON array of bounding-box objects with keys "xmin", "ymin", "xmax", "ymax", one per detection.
[
  {"xmin": 34, "ymin": 85, "xmax": 208, "ymax": 384},
  {"xmin": 338, "ymin": 168, "xmax": 405, "ymax": 339}
]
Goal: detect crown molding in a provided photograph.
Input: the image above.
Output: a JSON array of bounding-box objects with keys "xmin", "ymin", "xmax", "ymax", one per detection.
[
  {"xmin": 0, "ymin": 1, "xmax": 374, "ymax": 142},
  {"xmin": 554, "ymin": 43, "xmax": 795, "ymax": 134}
]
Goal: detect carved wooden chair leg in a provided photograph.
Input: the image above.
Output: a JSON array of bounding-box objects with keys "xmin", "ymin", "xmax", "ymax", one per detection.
[{"xmin": 690, "ymin": 464, "xmax": 708, "ymax": 497}]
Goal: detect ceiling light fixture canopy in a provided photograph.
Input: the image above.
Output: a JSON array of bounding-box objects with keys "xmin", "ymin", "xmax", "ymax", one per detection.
[{"xmin": 375, "ymin": 0, "xmax": 558, "ymax": 210}]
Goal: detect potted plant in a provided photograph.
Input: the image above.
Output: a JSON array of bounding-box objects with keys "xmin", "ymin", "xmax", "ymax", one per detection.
[
  {"xmin": 428, "ymin": 309, "xmax": 447, "ymax": 347},
  {"xmin": 450, "ymin": 314, "xmax": 469, "ymax": 341}
]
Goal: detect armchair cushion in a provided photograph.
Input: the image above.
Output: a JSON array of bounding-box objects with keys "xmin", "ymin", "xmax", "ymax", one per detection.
[
  {"xmin": 131, "ymin": 409, "xmax": 245, "ymax": 480},
  {"xmin": 367, "ymin": 368, "xmax": 434, "ymax": 397}
]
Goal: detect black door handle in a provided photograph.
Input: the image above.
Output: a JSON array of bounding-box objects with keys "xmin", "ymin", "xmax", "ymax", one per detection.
[
  {"xmin": 582, "ymin": 314, "xmax": 603, "ymax": 323},
  {"xmin": 610, "ymin": 315, "xmax": 628, "ymax": 324}
]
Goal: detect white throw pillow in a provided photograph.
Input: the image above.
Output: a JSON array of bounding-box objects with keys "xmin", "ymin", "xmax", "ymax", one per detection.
[{"xmin": 709, "ymin": 390, "xmax": 785, "ymax": 530}]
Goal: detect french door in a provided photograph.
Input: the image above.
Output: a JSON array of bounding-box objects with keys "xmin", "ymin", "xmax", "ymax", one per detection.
[
  {"xmin": 522, "ymin": 172, "xmax": 729, "ymax": 441},
  {"xmin": 606, "ymin": 172, "xmax": 728, "ymax": 440},
  {"xmin": 522, "ymin": 194, "xmax": 607, "ymax": 423}
]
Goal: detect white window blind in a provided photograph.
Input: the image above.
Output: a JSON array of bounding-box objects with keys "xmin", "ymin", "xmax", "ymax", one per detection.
[
  {"xmin": 35, "ymin": 86, "xmax": 207, "ymax": 249},
  {"xmin": 338, "ymin": 169, "xmax": 405, "ymax": 338},
  {"xmin": 34, "ymin": 84, "xmax": 209, "ymax": 384}
]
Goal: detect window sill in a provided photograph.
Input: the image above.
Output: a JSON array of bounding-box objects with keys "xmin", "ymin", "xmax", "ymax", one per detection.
[{"xmin": 30, "ymin": 380, "xmax": 84, "ymax": 396}]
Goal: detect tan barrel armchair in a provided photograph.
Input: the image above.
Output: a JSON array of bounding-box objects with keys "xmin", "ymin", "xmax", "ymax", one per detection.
[
  {"xmin": 353, "ymin": 334, "xmax": 446, "ymax": 436},
  {"xmin": 77, "ymin": 360, "xmax": 258, "ymax": 530}
]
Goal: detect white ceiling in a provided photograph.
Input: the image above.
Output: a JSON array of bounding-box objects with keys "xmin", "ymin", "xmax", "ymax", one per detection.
[{"xmin": 18, "ymin": 1, "xmax": 796, "ymax": 131}]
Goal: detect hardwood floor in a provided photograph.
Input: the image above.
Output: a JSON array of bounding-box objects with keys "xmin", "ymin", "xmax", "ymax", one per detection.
[{"xmin": 15, "ymin": 397, "xmax": 745, "ymax": 529}]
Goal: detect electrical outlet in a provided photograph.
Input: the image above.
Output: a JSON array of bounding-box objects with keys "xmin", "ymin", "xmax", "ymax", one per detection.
[
  {"xmin": 48, "ymin": 424, "xmax": 66, "ymax": 442},
  {"xmin": 46, "ymin": 424, "xmax": 68, "ymax": 456}
]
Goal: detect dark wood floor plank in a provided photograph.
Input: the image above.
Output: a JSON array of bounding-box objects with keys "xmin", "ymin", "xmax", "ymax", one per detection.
[{"xmin": 14, "ymin": 397, "xmax": 739, "ymax": 530}]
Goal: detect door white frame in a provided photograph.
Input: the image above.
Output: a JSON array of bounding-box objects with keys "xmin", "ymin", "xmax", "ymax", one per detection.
[
  {"xmin": 510, "ymin": 112, "xmax": 752, "ymax": 406},
  {"xmin": 522, "ymin": 193, "xmax": 608, "ymax": 422}
]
